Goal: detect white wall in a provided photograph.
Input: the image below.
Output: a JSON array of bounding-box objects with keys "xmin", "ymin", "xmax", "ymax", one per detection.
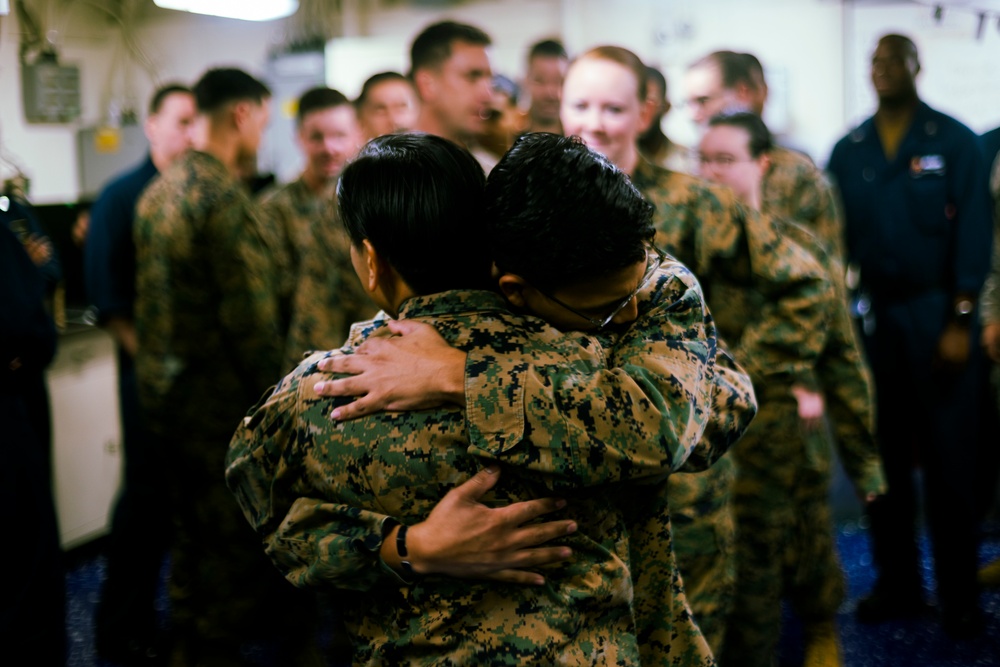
[{"xmin": 2, "ymin": 0, "xmax": 999, "ymax": 203}]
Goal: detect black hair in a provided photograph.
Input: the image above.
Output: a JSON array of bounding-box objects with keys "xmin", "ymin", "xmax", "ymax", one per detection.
[
  {"xmin": 193, "ymin": 68, "xmax": 271, "ymax": 114},
  {"xmin": 148, "ymin": 83, "xmax": 192, "ymax": 116},
  {"xmin": 528, "ymin": 38, "xmax": 568, "ymax": 62},
  {"xmin": 485, "ymin": 133, "xmax": 653, "ymax": 292},
  {"xmin": 297, "ymin": 87, "xmax": 351, "ymax": 125},
  {"xmin": 409, "ymin": 21, "xmax": 491, "ymax": 77},
  {"xmin": 337, "ymin": 133, "xmax": 491, "ymax": 295},
  {"xmin": 355, "ymin": 71, "xmax": 414, "ymax": 109},
  {"xmin": 707, "ymin": 111, "xmax": 774, "ymax": 157},
  {"xmin": 878, "ymin": 33, "xmax": 920, "ymax": 67}
]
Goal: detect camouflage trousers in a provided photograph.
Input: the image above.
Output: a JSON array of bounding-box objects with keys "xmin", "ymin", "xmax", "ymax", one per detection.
[
  {"xmin": 667, "ymin": 455, "xmax": 737, "ymax": 657},
  {"xmin": 155, "ymin": 427, "xmax": 321, "ymax": 663},
  {"xmin": 720, "ymin": 391, "xmax": 845, "ymax": 667}
]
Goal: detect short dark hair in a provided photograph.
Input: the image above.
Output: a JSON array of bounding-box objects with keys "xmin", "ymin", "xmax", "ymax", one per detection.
[
  {"xmin": 485, "ymin": 133, "xmax": 653, "ymax": 292},
  {"xmin": 707, "ymin": 111, "xmax": 773, "ymax": 157},
  {"xmin": 577, "ymin": 46, "xmax": 648, "ymax": 102},
  {"xmin": 690, "ymin": 51, "xmax": 765, "ymax": 92},
  {"xmin": 193, "ymin": 68, "xmax": 271, "ymax": 114},
  {"xmin": 297, "ymin": 87, "xmax": 351, "ymax": 125},
  {"xmin": 149, "ymin": 83, "xmax": 192, "ymax": 116},
  {"xmin": 528, "ymin": 38, "xmax": 567, "ymax": 62},
  {"xmin": 355, "ymin": 71, "xmax": 414, "ymax": 109},
  {"xmin": 409, "ymin": 21, "xmax": 491, "ymax": 77},
  {"xmin": 646, "ymin": 65, "xmax": 667, "ymax": 100},
  {"xmin": 878, "ymin": 33, "xmax": 920, "ymax": 66},
  {"xmin": 337, "ymin": 133, "xmax": 492, "ymax": 295}
]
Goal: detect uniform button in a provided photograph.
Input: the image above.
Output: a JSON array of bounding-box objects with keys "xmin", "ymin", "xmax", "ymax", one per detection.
[{"xmin": 863, "ymin": 167, "xmax": 876, "ymax": 182}]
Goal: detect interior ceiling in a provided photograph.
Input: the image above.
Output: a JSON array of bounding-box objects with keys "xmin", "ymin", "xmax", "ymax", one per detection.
[{"xmin": 856, "ymin": 0, "xmax": 1000, "ymax": 12}]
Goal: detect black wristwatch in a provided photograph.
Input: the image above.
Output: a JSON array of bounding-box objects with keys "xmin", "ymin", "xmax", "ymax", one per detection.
[
  {"xmin": 953, "ymin": 298, "xmax": 975, "ymax": 326},
  {"xmin": 397, "ymin": 524, "xmax": 416, "ymax": 578}
]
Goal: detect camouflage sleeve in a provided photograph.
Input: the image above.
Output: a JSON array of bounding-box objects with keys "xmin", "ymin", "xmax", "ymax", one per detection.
[
  {"xmin": 465, "ymin": 265, "xmax": 724, "ymax": 487},
  {"xmin": 733, "ymin": 207, "xmax": 832, "ymax": 390},
  {"xmin": 679, "ymin": 347, "xmax": 757, "ymax": 472},
  {"xmin": 207, "ymin": 201, "xmax": 285, "ymax": 392},
  {"xmin": 225, "ymin": 359, "xmax": 404, "ymax": 593}
]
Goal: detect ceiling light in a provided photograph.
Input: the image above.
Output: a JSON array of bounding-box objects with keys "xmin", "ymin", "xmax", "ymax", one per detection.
[{"xmin": 153, "ymin": 0, "xmax": 299, "ymax": 22}]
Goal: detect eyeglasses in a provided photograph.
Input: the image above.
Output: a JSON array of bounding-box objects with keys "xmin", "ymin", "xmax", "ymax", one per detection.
[{"xmin": 538, "ymin": 244, "xmax": 666, "ymax": 330}]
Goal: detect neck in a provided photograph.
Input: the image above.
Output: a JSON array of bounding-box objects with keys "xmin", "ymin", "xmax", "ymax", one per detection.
[
  {"xmin": 620, "ymin": 146, "xmax": 640, "ymax": 178},
  {"xmin": 199, "ymin": 132, "xmax": 241, "ymax": 175},
  {"xmin": 416, "ymin": 109, "xmax": 466, "ymax": 147},
  {"xmin": 876, "ymin": 94, "xmax": 919, "ymax": 122},
  {"xmin": 150, "ymin": 150, "xmax": 174, "ymax": 174},
  {"xmin": 301, "ymin": 169, "xmax": 333, "ymax": 194}
]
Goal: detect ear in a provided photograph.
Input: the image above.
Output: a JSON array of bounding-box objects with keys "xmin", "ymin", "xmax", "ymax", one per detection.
[
  {"xmin": 733, "ymin": 81, "xmax": 755, "ymax": 106},
  {"xmin": 414, "ymin": 69, "xmax": 436, "ymax": 103},
  {"xmin": 758, "ymin": 152, "xmax": 772, "ymax": 173},
  {"xmin": 144, "ymin": 115, "xmax": 157, "ymax": 144},
  {"xmin": 232, "ymin": 101, "xmax": 251, "ymax": 131},
  {"xmin": 360, "ymin": 238, "xmax": 382, "ymax": 293},
  {"xmin": 497, "ymin": 273, "xmax": 530, "ymax": 308},
  {"xmin": 637, "ymin": 96, "xmax": 654, "ymax": 133}
]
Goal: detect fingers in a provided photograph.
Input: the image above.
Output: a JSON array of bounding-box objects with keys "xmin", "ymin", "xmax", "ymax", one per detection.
[
  {"xmin": 498, "ymin": 496, "xmax": 568, "ymax": 527},
  {"xmin": 314, "ymin": 374, "xmax": 368, "ymax": 398},
  {"xmin": 482, "ymin": 570, "xmax": 547, "ymax": 586},
  {"xmin": 447, "ymin": 466, "xmax": 502, "ymax": 503},
  {"xmin": 386, "ymin": 319, "xmax": 433, "ymax": 336},
  {"xmin": 510, "ymin": 519, "xmax": 578, "ymax": 549},
  {"xmin": 329, "ymin": 395, "xmax": 378, "ymax": 421}
]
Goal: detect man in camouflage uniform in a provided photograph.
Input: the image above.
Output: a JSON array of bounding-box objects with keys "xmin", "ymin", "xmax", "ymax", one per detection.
[
  {"xmin": 259, "ymin": 87, "xmax": 375, "ymax": 372},
  {"xmin": 230, "ymin": 134, "xmax": 744, "ymax": 664},
  {"xmin": 134, "ymin": 68, "xmax": 320, "ymax": 666}
]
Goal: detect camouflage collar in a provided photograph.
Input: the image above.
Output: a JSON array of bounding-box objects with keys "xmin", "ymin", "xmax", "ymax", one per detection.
[{"xmin": 397, "ymin": 289, "xmax": 509, "ymax": 320}]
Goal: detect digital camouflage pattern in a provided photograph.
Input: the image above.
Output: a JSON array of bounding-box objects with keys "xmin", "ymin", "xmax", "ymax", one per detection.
[
  {"xmin": 631, "ymin": 158, "xmax": 833, "ymax": 655},
  {"xmin": 260, "ymin": 177, "xmax": 376, "ymax": 373},
  {"xmin": 226, "ymin": 281, "xmax": 728, "ymax": 666},
  {"xmin": 723, "ymin": 391, "xmax": 847, "ymax": 667},
  {"xmin": 764, "ymin": 148, "xmax": 884, "ymax": 499},
  {"xmin": 462, "ymin": 260, "xmax": 758, "ymax": 666},
  {"xmin": 134, "ymin": 150, "xmax": 316, "ymax": 652},
  {"xmin": 762, "ymin": 146, "xmax": 846, "ymax": 263}
]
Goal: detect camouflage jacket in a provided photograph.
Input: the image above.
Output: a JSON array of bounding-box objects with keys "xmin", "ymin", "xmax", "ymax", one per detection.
[
  {"xmin": 261, "ymin": 177, "xmax": 376, "ymax": 372},
  {"xmin": 762, "ymin": 147, "xmax": 846, "ymax": 265},
  {"xmin": 228, "ymin": 288, "xmax": 734, "ymax": 665},
  {"xmin": 134, "ymin": 150, "xmax": 283, "ymax": 441},
  {"xmin": 631, "ymin": 158, "xmax": 832, "ymax": 391}
]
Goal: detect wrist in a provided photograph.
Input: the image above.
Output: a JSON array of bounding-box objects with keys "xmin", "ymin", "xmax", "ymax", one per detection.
[{"xmin": 440, "ymin": 350, "xmax": 468, "ymax": 406}]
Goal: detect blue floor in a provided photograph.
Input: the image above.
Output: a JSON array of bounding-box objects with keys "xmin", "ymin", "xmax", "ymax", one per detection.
[{"xmin": 64, "ymin": 521, "xmax": 1000, "ymax": 667}]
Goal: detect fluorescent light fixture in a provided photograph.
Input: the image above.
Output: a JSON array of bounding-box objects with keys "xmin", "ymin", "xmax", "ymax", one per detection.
[{"xmin": 153, "ymin": 0, "xmax": 299, "ymax": 22}]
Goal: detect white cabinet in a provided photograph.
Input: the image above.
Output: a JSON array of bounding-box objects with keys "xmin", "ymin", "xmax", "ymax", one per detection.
[{"xmin": 47, "ymin": 327, "xmax": 123, "ymax": 549}]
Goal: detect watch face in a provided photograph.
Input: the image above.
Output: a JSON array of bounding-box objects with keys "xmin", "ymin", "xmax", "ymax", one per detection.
[{"xmin": 956, "ymin": 300, "xmax": 975, "ymax": 317}]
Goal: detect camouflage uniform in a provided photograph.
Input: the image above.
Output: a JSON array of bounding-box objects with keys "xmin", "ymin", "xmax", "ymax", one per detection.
[
  {"xmin": 226, "ymin": 264, "xmax": 727, "ymax": 665},
  {"xmin": 134, "ymin": 151, "xmax": 317, "ymax": 661},
  {"xmin": 631, "ymin": 158, "xmax": 833, "ymax": 658},
  {"xmin": 461, "ymin": 263, "xmax": 759, "ymax": 667},
  {"xmin": 763, "ymin": 149, "xmax": 885, "ymax": 497},
  {"xmin": 260, "ymin": 177, "xmax": 376, "ymax": 373}
]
